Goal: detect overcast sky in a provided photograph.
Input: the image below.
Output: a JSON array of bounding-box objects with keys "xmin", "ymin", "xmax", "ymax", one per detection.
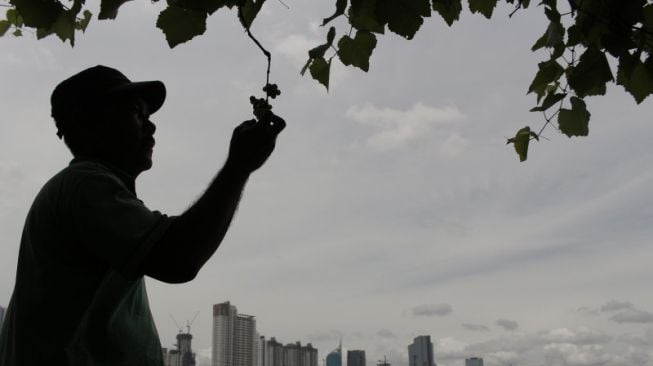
[{"xmin": 2, "ymin": 1, "xmax": 653, "ymax": 366}]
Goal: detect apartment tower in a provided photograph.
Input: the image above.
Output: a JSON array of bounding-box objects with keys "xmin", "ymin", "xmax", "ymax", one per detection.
[
  {"xmin": 408, "ymin": 336, "xmax": 435, "ymax": 366},
  {"xmin": 212, "ymin": 302, "xmax": 257, "ymax": 366}
]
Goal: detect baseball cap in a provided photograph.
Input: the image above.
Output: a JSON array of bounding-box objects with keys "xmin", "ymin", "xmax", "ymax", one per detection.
[{"xmin": 51, "ymin": 65, "xmax": 166, "ymax": 138}]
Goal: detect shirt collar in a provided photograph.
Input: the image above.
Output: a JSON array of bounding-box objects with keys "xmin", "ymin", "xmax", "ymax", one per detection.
[{"xmin": 69, "ymin": 157, "xmax": 137, "ymax": 195}]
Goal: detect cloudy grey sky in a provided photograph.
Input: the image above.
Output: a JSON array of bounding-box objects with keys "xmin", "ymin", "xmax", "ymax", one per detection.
[{"xmin": 2, "ymin": 1, "xmax": 653, "ymax": 366}]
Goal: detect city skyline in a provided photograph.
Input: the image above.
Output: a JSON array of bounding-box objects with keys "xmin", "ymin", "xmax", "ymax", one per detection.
[
  {"xmin": 2, "ymin": 1, "xmax": 653, "ymax": 366},
  {"xmin": 187, "ymin": 301, "xmax": 487, "ymax": 366}
]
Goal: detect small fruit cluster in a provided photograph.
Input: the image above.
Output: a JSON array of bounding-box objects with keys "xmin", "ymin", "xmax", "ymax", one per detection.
[
  {"xmin": 249, "ymin": 96, "xmax": 272, "ymax": 120},
  {"xmin": 249, "ymin": 83, "xmax": 281, "ymax": 120},
  {"xmin": 263, "ymin": 83, "xmax": 281, "ymax": 99}
]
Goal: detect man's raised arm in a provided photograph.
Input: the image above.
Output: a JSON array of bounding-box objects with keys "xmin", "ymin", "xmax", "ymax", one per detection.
[{"xmin": 142, "ymin": 114, "xmax": 285, "ymax": 283}]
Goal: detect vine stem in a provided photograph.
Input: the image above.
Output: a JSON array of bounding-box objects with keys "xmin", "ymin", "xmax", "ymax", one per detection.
[{"xmin": 237, "ymin": 6, "xmax": 272, "ymax": 102}]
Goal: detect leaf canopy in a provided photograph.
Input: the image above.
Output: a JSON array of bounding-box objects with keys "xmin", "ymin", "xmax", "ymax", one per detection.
[{"xmin": 4, "ymin": 0, "xmax": 653, "ymax": 162}]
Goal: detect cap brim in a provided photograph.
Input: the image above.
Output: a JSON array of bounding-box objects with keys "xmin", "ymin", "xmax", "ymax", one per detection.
[{"xmin": 108, "ymin": 80, "xmax": 166, "ymax": 115}]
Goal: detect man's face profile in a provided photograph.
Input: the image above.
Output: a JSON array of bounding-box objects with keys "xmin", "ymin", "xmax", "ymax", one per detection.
[{"xmin": 95, "ymin": 97, "xmax": 157, "ymax": 176}]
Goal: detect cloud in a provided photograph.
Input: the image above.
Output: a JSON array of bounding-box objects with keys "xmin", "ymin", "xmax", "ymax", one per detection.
[
  {"xmin": 576, "ymin": 306, "xmax": 600, "ymax": 316},
  {"xmin": 448, "ymin": 327, "xmax": 648, "ymax": 366},
  {"xmin": 543, "ymin": 343, "xmax": 614, "ymax": 366},
  {"xmin": 346, "ymin": 102, "xmax": 464, "ymax": 150},
  {"xmin": 377, "ymin": 329, "xmax": 397, "ymax": 339},
  {"xmin": 580, "ymin": 300, "xmax": 653, "ymax": 324},
  {"xmin": 412, "ymin": 303, "xmax": 453, "ymax": 317},
  {"xmin": 461, "ymin": 323, "xmax": 490, "ymax": 332},
  {"xmin": 440, "ymin": 133, "xmax": 469, "ymax": 158},
  {"xmin": 496, "ymin": 319, "xmax": 519, "ymax": 331},
  {"xmin": 542, "ymin": 327, "xmax": 612, "ymax": 345},
  {"xmin": 600, "ymin": 300, "xmax": 635, "ymax": 312},
  {"xmin": 307, "ymin": 330, "xmax": 344, "ymax": 343},
  {"xmin": 610, "ymin": 308, "xmax": 653, "ymax": 324},
  {"xmin": 274, "ymin": 33, "xmax": 319, "ymax": 67}
]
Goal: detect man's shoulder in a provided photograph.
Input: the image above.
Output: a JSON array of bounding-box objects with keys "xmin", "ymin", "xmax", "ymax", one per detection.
[
  {"xmin": 38, "ymin": 160, "xmax": 123, "ymax": 201},
  {"xmin": 54, "ymin": 160, "xmax": 122, "ymax": 185}
]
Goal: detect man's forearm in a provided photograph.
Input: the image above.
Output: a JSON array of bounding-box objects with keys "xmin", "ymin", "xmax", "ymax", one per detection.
[
  {"xmin": 143, "ymin": 163, "xmax": 250, "ymax": 283},
  {"xmin": 143, "ymin": 116, "xmax": 285, "ymax": 283}
]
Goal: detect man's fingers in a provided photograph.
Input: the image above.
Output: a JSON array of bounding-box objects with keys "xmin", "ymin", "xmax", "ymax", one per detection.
[
  {"xmin": 259, "ymin": 112, "xmax": 286, "ymax": 135},
  {"xmin": 235, "ymin": 119, "xmax": 257, "ymax": 134}
]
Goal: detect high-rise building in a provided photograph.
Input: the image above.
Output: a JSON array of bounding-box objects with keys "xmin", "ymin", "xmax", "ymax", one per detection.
[
  {"xmin": 283, "ymin": 341, "xmax": 318, "ymax": 366},
  {"xmin": 465, "ymin": 357, "xmax": 483, "ymax": 366},
  {"xmin": 408, "ymin": 336, "xmax": 434, "ymax": 366},
  {"xmin": 212, "ymin": 301, "xmax": 257, "ymax": 366},
  {"xmin": 326, "ymin": 341, "xmax": 342, "ymax": 366},
  {"xmin": 347, "ymin": 350, "xmax": 366, "ymax": 366},
  {"xmin": 257, "ymin": 336, "xmax": 318, "ymax": 366},
  {"xmin": 163, "ymin": 329, "xmax": 196, "ymax": 366},
  {"xmin": 257, "ymin": 335, "xmax": 267, "ymax": 366},
  {"xmin": 265, "ymin": 337, "xmax": 284, "ymax": 366}
]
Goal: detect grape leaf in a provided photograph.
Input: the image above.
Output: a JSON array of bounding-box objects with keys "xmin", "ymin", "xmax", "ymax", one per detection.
[
  {"xmin": 558, "ymin": 97, "xmax": 590, "ymax": 137},
  {"xmin": 322, "ymin": 0, "xmax": 347, "ymax": 26},
  {"xmin": 468, "ymin": 0, "xmax": 497, "ymax": 19},
  {"xmin": 617, "ymin": 53, "xmax": 653, "ymax": 104},
  {"xmin": 0, "ymin": 20, "xmax": 10, "ymax": 37},
  {"xmin": 76, "ymin": 10, "xmax": 92, "ymax": 32},
  {"xmin": 568, "ymin": 46, "xmax": 613, "ymax": 98},
  {"xmin": 349, "ymin": 0, "xmax": 385, "ymax": 34},
  {"xmin": 527, "ymin": 59, "xmax": 564, "ymax": 101},
  {"xmin": 337, "ymin": 30, "xmax": 377, "ymax": 72},
  {"xmin": 6, "ymin": 8, "xmax": 23, "ymax": 27},
  {"xmin": 168, "ymin": 0, "xmax": 233, "ymax": 14},
  {"xmin": 310, "ymin": 56, "xmax": 331, "ymax": 90},
  {"xmin": 377, "ymin": 0, "xmax": 430, "ymax": 40},
  {"xmin": 507, "ymin": 126, "xmax": 535, "ymax": 162},
  {"xmin": 530, "ymin": 92, "xmax": 566, "ymax": 112},
  {"xmin": 9, "ymin": 0, "xmax": 61, "ymax": 28},
  {"xmin": 239, "ymin": 0, "xmax": 266, "ymax": 28},
  {"xmin": 52, "ymin": 11, "xmax": 76, "ymax": 45},
  {"xmin": 157, "ymin": 5, "xmax": 207, "ymax": 48},
  {"xmin": 627, "ymin": 62, "xmax": 653, "ymax": 103},
  {"xmin": 432, "ymin": 0, "xmax": 462, "ymax": 26},
  {"xmin": 99, "ymin": 0, "xmax": 133, "ymax": 20}
]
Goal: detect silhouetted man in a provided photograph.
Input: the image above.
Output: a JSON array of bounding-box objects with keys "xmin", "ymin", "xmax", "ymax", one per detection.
[{"xmin": 0, "ymin": 65, "xmax": 285, "ymax": 365}]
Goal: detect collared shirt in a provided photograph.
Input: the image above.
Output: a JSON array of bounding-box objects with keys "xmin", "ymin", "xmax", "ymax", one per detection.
[{"xmin": 0, "ymin": 158, "xmax": 171, "ymax": 366}]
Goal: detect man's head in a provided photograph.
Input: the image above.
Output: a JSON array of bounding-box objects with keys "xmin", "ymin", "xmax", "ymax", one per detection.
[{"xmin": 51, "ymin": 65, "xmax": 166, "ymax": 176}]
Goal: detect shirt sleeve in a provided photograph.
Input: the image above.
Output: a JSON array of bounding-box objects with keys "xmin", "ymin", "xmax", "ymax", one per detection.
[{"xmin": 72, "ymin": 169, "xmax": 172, "ymax": 278}]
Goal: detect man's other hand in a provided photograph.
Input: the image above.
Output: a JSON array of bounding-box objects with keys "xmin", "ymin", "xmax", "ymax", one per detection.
[{"xmin": 226, "ymin": 112, "xmax": 286, "ymax": 175}]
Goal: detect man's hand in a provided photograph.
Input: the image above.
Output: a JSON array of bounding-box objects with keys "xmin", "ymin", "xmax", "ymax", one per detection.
[{"xmin": 226, "ymin": 112, "xmax": 286, "ymax": 175}]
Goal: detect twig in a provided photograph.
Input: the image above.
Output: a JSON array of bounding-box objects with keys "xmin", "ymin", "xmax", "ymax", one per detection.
[{"xmin": 237, "ymin": 6, "xmax": 272, "ymax": 101}]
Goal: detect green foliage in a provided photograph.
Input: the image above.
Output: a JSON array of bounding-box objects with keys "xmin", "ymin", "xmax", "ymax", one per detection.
[
  {"xmin": 322, "ymin": 0, "xmax": 347, "ymax": 26},
  {"xmin": 377, "ymin": 0, "xmax": 431, "ymax": 40},
  {"xmin": 337, "ymin": 30, "xmax": 377, "ymax": 72},
  {"xmin": 432, "ymin": 0, "xmax": 462, "ymax": 26},
  {"xmin": 558, "ymin": 97, "xmax": 590, "ymax": 137},
  {"xmin": 4, "ymin": 0, "xmax": 653, "ymax": 162},
  {"xmin": 507, "ymin": 126, "xmax": 538, "ymax": 162},
  {"xmin": 99, "ymin": 0, "xmax": 132, "ymax": 20},
  {"xmin": 156, "ymin": 5, "xmax": 207, "ymax": 48},
  {"xmin": 468, "ymin": 0, "xmax": 497, "ymax": 19},
  {"xmin": 309, "ymin": 57, "xmax": 332, "ymax": 90}
]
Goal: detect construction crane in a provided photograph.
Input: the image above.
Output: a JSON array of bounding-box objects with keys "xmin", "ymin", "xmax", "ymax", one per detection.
[
  {"xmin": 377, "ymin": 356, "xmax": 391, "ymax": 366},
  {"xmin": 169, "ymin": 311, "xmax": 200, "ymax": 334}
]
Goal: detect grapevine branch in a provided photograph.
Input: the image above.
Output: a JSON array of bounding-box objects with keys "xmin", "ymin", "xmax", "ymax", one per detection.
[{"xmin": 237, "ymin": 6, "xmax": 272, "ymax": 101}]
